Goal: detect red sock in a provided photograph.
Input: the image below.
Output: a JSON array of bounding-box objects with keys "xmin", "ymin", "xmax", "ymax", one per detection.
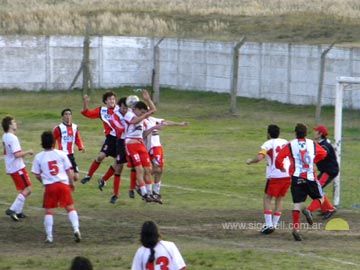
[
  {"xmin": 321, "ymin": 194, "xmax": 336, "ymax": 212},
  {"xmin": 292, "ymin": 210, "xmax": 300, "ymax": 230},
  {"xmin": 130, "ymin": 169, "xmax": 136, "ymax": 190},
  {"xmin": 103, "ymin": 166, "xmax": 115, "ymax": 182},
  {"xmin": 113, "ymin": 174, "xmax": 121, "ymax": 196},
  {"xmin": 307, "ymin": 199, "xmax": 321, "ymax": 212},
  {"xmin": 88, "ymin": 160, "xmax": 101, "ymax": 177}
]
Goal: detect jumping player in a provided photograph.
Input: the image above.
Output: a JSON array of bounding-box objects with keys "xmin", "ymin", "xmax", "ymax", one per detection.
[{"xmin": 246, "ymin": 124, "xmax": 290, "ymax": 234}]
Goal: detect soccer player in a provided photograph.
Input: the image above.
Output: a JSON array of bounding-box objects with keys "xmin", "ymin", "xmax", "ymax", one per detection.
[
  {"xmin": 246, "ymin": 124, "xmax": 290, "ymax": 234},
  {"xmin": 98, "ymin": 97, "xmax": 128, "ymax": 204},
  {"xmin": 53, "ymin": 108, "xmax": 85, "ymax": 181},
  {"xmin": 80, "ymin": 91, "xmax": 123, "ymax": 185},
  {"xmin": 142, "ymin": 116, "xmax": 189, "ymax": 202},
  {"xmin": 275, "ymin": 123, "xmax": 327, "ymax": 241},
  {"xmin": 303, "ymin": 125, "xmax": 338, "ymax": 219},
  {"xmin": 124, "ymin": 90, "xmax": 160, "ymax": 203},
  {"xmin": 1, "ymin": 115, "xmax": 33, "ymax": 221},
  {"xmin": 31, "ymin": 131, "xmax": 81, "ymax": 244},
  {"xmin": 131, "ymin": 220, "xmax": 186, "ymax": 270}
]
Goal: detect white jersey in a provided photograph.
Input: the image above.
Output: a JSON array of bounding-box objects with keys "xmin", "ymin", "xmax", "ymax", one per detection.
[
  {"xmin": 260, "ymin": 138, "xmax": 290, "ymax": 179},
  {"xmin": 31, "ymin": 149, "xmax": 72, "ymax": 185},
  {"xmin": 290, "ymin": 138, "xmax": 316, "ymax": 181},
  {"xmin": 144, "ymin": 116, "xmax": 165, "ymax": 151},
  {"xmin": 124, "ymin": 110, "xmax": 145, "ymax": 140},
  {"xmin": 2, "ymin": 132, "xmax": 25, "ymax": 174},
  {"xmin": 132, "ymin": 240, "xmax": 186, "ymax": 270}
]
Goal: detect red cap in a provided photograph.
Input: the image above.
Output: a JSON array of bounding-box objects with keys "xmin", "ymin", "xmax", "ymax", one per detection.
[{"xmin": 313, "ymin": 125, "xmax": 328, "ymax": 136}]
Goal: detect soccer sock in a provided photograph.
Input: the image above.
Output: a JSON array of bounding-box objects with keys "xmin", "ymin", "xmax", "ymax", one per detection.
[
  {"xmin": 103, "ymin": 166, "xmax": 115, "ymax": 182},
  {"xmin": 11, "ymin": 193, "xmax": 26, "ymax": 214},
  {"xmin": 130, "ymin": 169, "xmax": 137, "ymax": 190},
  {"xmin": 113, "ymin": 174, "xmax": 121, "ymax": 196},
  {"xmin": 145, "ymin": 180, "xmax": 153, "ymax": 194},
  {"xmin": 273, "ymin": 212, "xmax": 282, "ymax": 228},
  {"xmin": 154, "ymin": 181, "xmax": 161, "ymax": 194},
  {"xmin": 44, "ymin": 213, "xmax": 54, "ymax": 239},
  {"xmin": 292, "ymin": 210, "xmax": 300, "ymax": 231},
  {"xmin": 307, "ymin": 199, "xmax": 321, "ymax": 212},
  {"xmin": 140, "ymin": 184, "xmax": 147, "ymax": 196},
  {"xmin": 67, "ymin": 209, "xmax": 80, "ymax": 233},
  {"xmin": 264, "ymin": 210, "xmax": 273, "ymax": 227},
  {"xmin": 321, "ymin": 194, "xmax": 336, "ymax": 212},
  {"xmin": 88, "ymin": 160, "xmax": 101, "ymax": 177}
]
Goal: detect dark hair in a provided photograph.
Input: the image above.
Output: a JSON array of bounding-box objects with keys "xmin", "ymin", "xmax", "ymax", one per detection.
[
  {"xmin": 61, "ymin": 108, "xmax": 72, "ymax": 116},
  {"xmin": 69, "ymin": 256, "xmax": 93, "ymax": 270},
  {"xmin": 102, "ymin": 91, "xmax": 116, "ymax": 104},
  {"xmin": 41, "ymin": 131, "xmax": 54, "ymax": 149},
  {"xmin": 140, "ymin": 221, "xmax": 161, "ymax": 264},
  {"xmin": 1, "ymin": 115, "xmax": 14, "ymax": 132},
  {"xmin": 295, "ymin": 123, "xmax": 307, "ymax": 139},
  {"xmin": 267, "ymin": 124, "xmax": 280, "ymax": 139},
  {"xmin": 117, "ymin": 97, "xmax": 127, "ymax": 107},
  {"xmin": 134, "ymin": 101, "xmax": 148, "ymax": 111}
]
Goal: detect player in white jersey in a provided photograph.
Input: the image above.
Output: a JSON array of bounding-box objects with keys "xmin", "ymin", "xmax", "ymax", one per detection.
[
  {"xmin": 31, "ymin": 131, "xmax": 81, "ymax": 244},
  {"xmin": 53, "ymin": 108, "xmax": 85, "ymax": 181},
  {"xmin": 143, "ymin": 116, "xmax": 189, "ymax": 201},
  {"xmin": 246, "ymin": 124, "xmax": 290, "ymax": 234},
  {"xmin": 132, "ymin": 220, "xmax": 186, "ymax": 270},
  {"xmin": 1, "ymin": 115, "xmax": 34, "ymax": 222}
]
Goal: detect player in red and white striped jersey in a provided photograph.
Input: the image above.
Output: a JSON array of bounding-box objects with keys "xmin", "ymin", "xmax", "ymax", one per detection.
[
  {"xmin": 53, "ymin": 108, "xmax": 85, "ymax": 182},
  {"xmin": 1, "ymin": 115, "xmax": 34, "ymax": 221},
  {"xmin": 246, "ymin": 125, "xmax": 291, "ymax": 234}
]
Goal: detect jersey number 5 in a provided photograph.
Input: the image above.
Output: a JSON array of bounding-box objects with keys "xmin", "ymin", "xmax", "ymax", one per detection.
[{"xmin": 48, "ymin": 160, "xmax": 59, "ymax": 176}]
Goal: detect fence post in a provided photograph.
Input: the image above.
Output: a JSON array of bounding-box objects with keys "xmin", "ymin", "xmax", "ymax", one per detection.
[
  {"xmin": 230, "ymin": 37, "xmax": 246, "ymax": 114},
  {"xmin": 315, "ymin": 41, "xmax": 336, "ymax": 124},
  {"xmin": 152, "ymin": 38, "xmax": 164, "ymax": 104}
]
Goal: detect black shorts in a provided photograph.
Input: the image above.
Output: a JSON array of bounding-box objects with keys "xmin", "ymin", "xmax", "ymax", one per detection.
[
  {"xmin": 116, "ymin": 139, "xmax": 127, "ymax": 164},
  {"xmin": 100, "ymin": 135, "xmax": 117, "ymax": 158},
  {"xmin": 291, "ymin": 176, "xmax": 323, "ymax": 203},
  {"xmin": 67, "ymin": 154, "xmax": 79, "ymax": 173}
]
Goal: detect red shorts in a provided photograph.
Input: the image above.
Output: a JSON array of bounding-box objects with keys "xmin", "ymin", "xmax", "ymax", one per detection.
[
  {"xmin": 264, "ymin": 177, "xmax": 291, "ymax": 197},
  {"xmin": 43, "ymin": 182, "xmax": 74, "ymax": 209},
  {"xmin": 149, "ymin": 146, "xmax": 164, "ymax": 168},
  {"xmin": 126, "ymin": 142, "xmax": 151, "ymax": 168},
  {"xmin": 9, "ymin": 168, "xmax": 32, "ymax": 191}
]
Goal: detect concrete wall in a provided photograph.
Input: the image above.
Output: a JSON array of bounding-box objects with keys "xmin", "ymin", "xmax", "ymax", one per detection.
[{"xmin": 1, "ymin": 35, "xmax": 360, "ymax": 108}]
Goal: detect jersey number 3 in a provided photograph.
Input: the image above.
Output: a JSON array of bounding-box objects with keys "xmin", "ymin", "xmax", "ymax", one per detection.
[{"xmin": 146, "ymin": 256, "xmax": 170, "ymax": 270}]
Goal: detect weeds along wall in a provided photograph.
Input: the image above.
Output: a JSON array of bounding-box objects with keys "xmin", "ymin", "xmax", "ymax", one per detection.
[{"xmin": 1, "ymin": 35, "xmax": 360, "ymax": 109}]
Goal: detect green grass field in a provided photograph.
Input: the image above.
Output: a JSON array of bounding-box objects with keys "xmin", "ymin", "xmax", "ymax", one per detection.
[{"xmin": 0, "ymin": 88, "xmax": 360, "ymax": 270}]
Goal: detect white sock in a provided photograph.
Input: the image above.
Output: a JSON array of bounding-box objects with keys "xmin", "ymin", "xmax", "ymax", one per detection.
[
  {"xmin": 154, "ymin": 181, "xmax": 161, "ymax": 194},
  {"xmin": 264, "ymin": 213, "xmax": 273, "ymax": 227},
  {"xmin": 11, "ymin": 193, "xmax": 26, "ymax": 214},
  {"xmin": 44, "ymin": 214, "xmax": 54, "ymax": 240},
  {"xmin": 146, "ymin": 183, "xmax": 152, "ymax": 194},
  {"xmin": 273, "ymin": 213, "xmax": 281, "ymax": 228},
  {"xmin": 140, "ymin": 186, "xmax": 147, "ymax": 196},
  {"xmin": 68, "ymin": 210, "xmax": 80, "ymax": 232}
]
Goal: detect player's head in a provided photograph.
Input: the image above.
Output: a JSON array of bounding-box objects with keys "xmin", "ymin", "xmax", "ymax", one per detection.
[
  {"xmin": 1, "ymin": 115, "xmax": 15, "ymax": 132},
  {"xmin": 69, "ymin": 256, "xmax": 93, "ymax": 270},
  {"xmin": 295, "ymin": 123, "xmax": 307, "ymax": 139},
  {"xmin": 140, "ymin": 220, "xmax": 161, "ymax": 264},
  {"xmin": 313, "ymin": 125, "xmax": 328, "ymax": 139},
  {"xmin": 133, "ymin": 101, "xmax": 149, "ymax": 117},
  {"xmin": 118, "ymin": 97, "xmax": 128, "ymax": 115},
  {"xmin": 41, "ymin": 131, "xmax": 54, "ymax": 150},
  {"xmin": 61, "ymin": 108, "xmax": 72, "ymax": 124},
  {"xmin": 61, "ymin": 108, "xmax": 72, "ymax": 116},
  {"xmin": 102, "ymin": 91, "xmax": 117, "ymax": 107},
  {"xmin": 267, "ymin": 124, "xmax": 280, "ymax": 139}
]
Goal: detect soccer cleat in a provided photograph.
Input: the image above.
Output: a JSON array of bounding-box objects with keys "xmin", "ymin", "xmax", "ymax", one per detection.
[
  {"xmin": 292, "ymin": 229, "xmax": 302, "ymax": 241},
  {"xmin": 110, "ymin": 195, "xmax": 118, "ymax": 204},
  {"xmin": 302, "ymin": 208, "xmax": 314, "ymax": 225},
  {"xmin": 129, "ymin": 190, "xmax": 135, "ymax": 199},
  {"xmin": 98, "ymin": 179, "xmax": 105, "ymax": 191},
  {"xmin": 45, "ymin": 236, "xmax": 53, "ymax": 244},
  {"xmin": 16, "ymin": 213, "xmax": 27, "ymax": 219},
  {"xmin": 80, "ymin": 176, "xmax": 91, "ymax": 184},
  {"xmin": 152, "ymin": 193, "xmax": 163, "ymax": 204},
  {"xmin": 6, "ymin": 209, "xmax": 19, "ymax": 222},
  {"xmin": 323, "ymin": 209, "xmax": 336, "ymax": 220},
  {"xmin": 135, "ymin": 186, "xmax": 142, "ymax": 197},
  {"xmin": 142, "ymin": 194, "xmax": 154, "ymax": 203},
  {"xmin": 74, "ymin": 231, "xmax": 81, "ymax": 243},
  {"xmin": 261, "ymin": 225, "xmax": 275, "ymax": 235}
]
